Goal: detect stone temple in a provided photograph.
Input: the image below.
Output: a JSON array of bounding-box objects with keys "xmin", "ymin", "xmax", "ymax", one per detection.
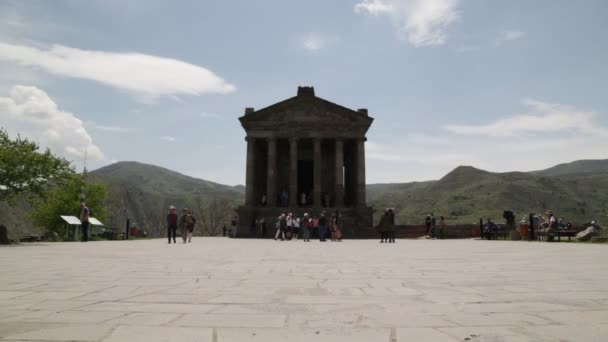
[{"xmin": 236, "ymin": 86, "xmax": 374, "ymax": 237}]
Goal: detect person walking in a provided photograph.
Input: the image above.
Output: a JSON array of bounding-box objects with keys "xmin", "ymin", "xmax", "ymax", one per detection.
[
  {"xmin": 186, "ymin": 209, "xmax": 196, "ymax": 243},
  {"xmin": 167, "ymin": 206, "xmax": 178, "ymax": 244},
  {"xmin": 430, "ymin": 214, "xmax": 437, "ymax": 239},
  {"xmin": 286, "ymin": 213, "xmax": 294, "ymax": 240},
  {"xmin": 275, "ymin": 214, "xmax": 286, "ymax": 240},
  {"xmin": 301, "ymin": 213, "xmax": 312, "ymax": 242},
  {"xmin": 222, "ymin": 224, "xmax": 227, "ymax": 237},
  {"xmin": 79, "ymin": 202, "xmax": 90, "ymax": 242},
  {"xmin": 179, "ymin": 208, "xmax": 190, "ymax": 243}
]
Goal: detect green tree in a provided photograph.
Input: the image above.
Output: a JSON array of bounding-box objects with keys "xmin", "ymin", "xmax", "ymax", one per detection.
[
  {"xmin": 0, "ymin": 128, "xmax": 73, "ymax": 203},
  {"xmin": 31, "ymin": 174, "xmax": 107, "ymax": 237}
]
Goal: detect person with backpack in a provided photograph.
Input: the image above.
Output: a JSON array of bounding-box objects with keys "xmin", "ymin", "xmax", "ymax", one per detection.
[
  {"xmin": 166, "ymin": 206, "xmax": 178, "ymax": 244},
  {"xmin": 179, "ymin": 208, "xmax": 191, "ymax": 243}
]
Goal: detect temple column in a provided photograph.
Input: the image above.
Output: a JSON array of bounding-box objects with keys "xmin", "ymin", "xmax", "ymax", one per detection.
[
  {"xmin": 313, "ymin": 138, "xmax": 322, "ymax": 207},
  {"xmin": 266, "ymin": 138, "xmax": 277, "ymax": 207},
  {"xmin": 289, "ymin": 138, "xmax": 298, "ymax": 207},
  {"xmin": 335, "ymin": 139, "xmax": 344, "ymax": 207},
  {"xmin": 245, "ymin": 137, "xmax": 255, "ymax": 205},
  {"xmin": 356, "ymin": 138, "xmax": 367, "ymax": 208}
]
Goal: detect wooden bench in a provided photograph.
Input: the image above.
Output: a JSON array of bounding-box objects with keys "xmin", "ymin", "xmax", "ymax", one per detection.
[
  {"xmin": 554, "ymin": 229, "xmax": 578, "ymax": 242},
  {"xmin": 101, "ymin": 228, "xmax": 127, "ymax": 240}
]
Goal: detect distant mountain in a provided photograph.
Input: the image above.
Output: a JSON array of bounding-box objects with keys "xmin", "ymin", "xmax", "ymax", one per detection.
[
  {"xmin": 3, "ymin": 159, "xmax": 607, "ymax": 239},
  {"xmin": 531, "ymin": 159, "xmax": 608, "ymax": 177},
  {"xmin": 368, "ymin": 161, "xmax": 608, "ymax": 225},
  {"xmin": 89, "ymin": 161, "xmax": 244, "ymax": 237}
]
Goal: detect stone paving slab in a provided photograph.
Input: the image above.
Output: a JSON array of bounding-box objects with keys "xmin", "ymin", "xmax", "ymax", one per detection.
[{"xmin": 0, "ymin": 238, "xmax": 607, "ymax": 341}]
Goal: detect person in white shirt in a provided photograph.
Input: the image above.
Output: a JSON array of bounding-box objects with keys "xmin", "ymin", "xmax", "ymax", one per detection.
[{"xmin": 293, "ymin": 216, "xmax": 300, "ymax": 240}]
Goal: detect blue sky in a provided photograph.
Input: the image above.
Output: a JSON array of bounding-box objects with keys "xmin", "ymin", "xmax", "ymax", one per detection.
[{"xmin": 1, "ymin": 0, "xmax": 607, "ymax": 185}]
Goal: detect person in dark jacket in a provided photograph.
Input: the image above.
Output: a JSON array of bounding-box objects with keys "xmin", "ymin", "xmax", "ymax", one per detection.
[
  {"xmin": 318, "ymin": 212, "xmax": 328, "ymax": 241},
  {"xmin": 377, "ymin": 209, "xmax": 391, "ymax": 243},
  {"xmin": 425, "ymin": 214, "xmax": 432, "ymax": 236},
  {"xmin": 167, "ymin": 206, "xmax": 178, "ymax": 244}
]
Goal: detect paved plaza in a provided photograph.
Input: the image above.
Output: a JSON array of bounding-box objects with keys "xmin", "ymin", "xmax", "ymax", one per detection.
[{"xmin": 0, "ymin": 238, "xmax": 607, "ymax": 341}]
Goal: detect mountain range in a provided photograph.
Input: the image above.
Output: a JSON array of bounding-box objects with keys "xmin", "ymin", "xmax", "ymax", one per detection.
[{"xmin": 2, "ymin": 159, "xmax": 606, "ymax": 238}]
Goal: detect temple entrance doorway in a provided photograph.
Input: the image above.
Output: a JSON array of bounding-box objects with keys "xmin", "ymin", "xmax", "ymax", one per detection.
[{"xmin": 298, "ymin": 160, "xmax": 313, "ymax": 206}]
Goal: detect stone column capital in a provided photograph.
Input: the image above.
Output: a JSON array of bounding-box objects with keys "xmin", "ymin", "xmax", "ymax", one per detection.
[
  {"xmin": 245, "ymin": 136, "xmax": 256, "ymax": 142},
  {"xmin": 358, "ymin": 137, "xmax": 368, "ymax": 142},
  {"xmin": 289, "ymin": 137, "xmax": 299, "ymax": 143},
  {"xmin": 266, "ymin": 137, "xmax": 277, "ymax": 143}
]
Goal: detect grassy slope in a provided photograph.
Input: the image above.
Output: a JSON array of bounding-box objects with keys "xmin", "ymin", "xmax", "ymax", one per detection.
[{"xmin": 368, "ymin": 164, "xmax": 608, "ymax": 225}]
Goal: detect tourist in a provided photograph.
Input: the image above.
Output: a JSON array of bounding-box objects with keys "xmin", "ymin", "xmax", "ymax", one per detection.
[
  {"xmin": 261, "ymin": 193, "xmax": 267, "ymax": 206},
  {"xmin": 483, "ymin": 218, "xmax": 497, "ymax": 240},
  {"xmin": 335, "ymin": 210, "xmax": 342, "ymax": 242},
  {"xmin": 186, "ymin": 209, "xmax": 196, "ymax": 243},
  {"xmin": 301, "ymin": 213, "xmax": 312, "ymax": 242},
  {"xmin": 387, "ymin": 208, "xmax": 395, "ymax": 243},
  {"xmin": 231, "ymin": 216, "xmax": 237, "ymax": 237},
  {"xmin": 222, "ymin": 224, "xmax": 227, "ymax": 237},
  {"xmin": 546, "ymin": 210, "xmax": 557, "ymax": 240},
  {"xmin": 293, "ymin": 215, "xmax": 300, "ymax": 240},
  {"xmin": 425, "ymin": 214, "xmax": 432, "ymax": 236},
  {"xmin": 330, "ymin": 213, "xmax": 337, "ymax": 241},
  {"xmin": 280, "ymin": 189, "xmax": 289, "ymax": 207},
  {"xmin": 377, "ymin": 209, "xmax": 390, "ymax": 243},
  {"xmin": 179, "ymin": 208, "xmax": 190, "ymax": 243},
  {"xmin": 323, "ymin": 193, "xmax": 330, "ymax": 208},
  {"xmin": 438, "ymin": 216, "xmax": 446, "ymax": 239},
  {"xmin": 79, "ymin": 202, "xmax": 90, "ymax": 242},
  {"xmin": 275, "ymin": 214, "xmax": 286, "ymax": 240},
  {"xmin": 166, "ymin": 205, "xmax": 178, "ymax": 244},
  {"xmin": 311, "ymin": 215, "xmax": 319, "ymax": 239},
  {"xmin": 286, "ymin": 213, "xmax": 294, "ymax": 240},
  {"xmin": 318, "ymin": 212, "xmax": 328, "ymax": 241},
  {"xmin": 430, "ymin": 214, "xmax": 437, "ymax": 238},
  {"xmin": 300, "ymin": 192, "xmax": 307, "ymax": 206}
]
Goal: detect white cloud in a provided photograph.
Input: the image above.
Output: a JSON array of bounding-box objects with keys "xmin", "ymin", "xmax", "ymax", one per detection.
[
  {"xmin": 0, "ymin": 85, "xmax": 104, "ymax": 161},
  {"xmin": 444, "ymin": 99, "xmax": 601, "ymax": 137},
  {"xmin": 297, "ymin": 33, "xmax": 338, "ymax": 52},
  {"xmin": 87, "ymin": 122, "xmax": 131, "ymax": 133},
  {"xmin": 354, "ymin": 0, "xmax": 460, "ymax": 47},
  {"xmin": 0, "ymin": 42, "xmax": 236, "ymax": 100},
  {"xmin": 160, "ymin": 136, "xmax": 176, "ymax": 142},
  {"xmin": 494, "ymin": 30, "xmax": 525, "ymax": 46},
  {"xmin": 366, "ymin": 100, "xmax": 608, "ymax": 183}
]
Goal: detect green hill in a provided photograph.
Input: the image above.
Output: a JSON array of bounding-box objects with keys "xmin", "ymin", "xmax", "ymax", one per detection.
[
  {"xmin": 2, "ymin": 159, "xmax": 607, "ymax": 239},
  {"xmin": 531, "ymin": 159, "xmax": 608, "ymax": 178},
  {"xmin": 368, "ymin": 164, "xmax": 608, "ymax": 225},
  {"xmin": 89, "ymin": 161, "xmax": 244, "ymax": 236}
]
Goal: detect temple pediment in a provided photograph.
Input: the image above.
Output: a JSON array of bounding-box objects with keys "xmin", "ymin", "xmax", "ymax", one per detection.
[{"xmin": 239, "ymin": 87, "xmax": 373, "ymax": 134}]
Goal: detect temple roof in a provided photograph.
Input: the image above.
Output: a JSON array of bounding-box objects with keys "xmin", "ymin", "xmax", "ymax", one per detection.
[{"xmin": 239, "ymin": 87, "xmax": 374, "ymax": 137}]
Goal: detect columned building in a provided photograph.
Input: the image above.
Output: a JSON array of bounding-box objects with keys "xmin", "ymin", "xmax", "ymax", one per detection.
[{"xmin": 236, "ymin": 87, "xmax": 374, "ymax": 237}]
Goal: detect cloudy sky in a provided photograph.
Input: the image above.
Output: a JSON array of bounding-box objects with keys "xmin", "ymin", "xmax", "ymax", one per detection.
[{"xmin": 1, "ymin": 0, "xmax": 607, "ymax": 185}]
